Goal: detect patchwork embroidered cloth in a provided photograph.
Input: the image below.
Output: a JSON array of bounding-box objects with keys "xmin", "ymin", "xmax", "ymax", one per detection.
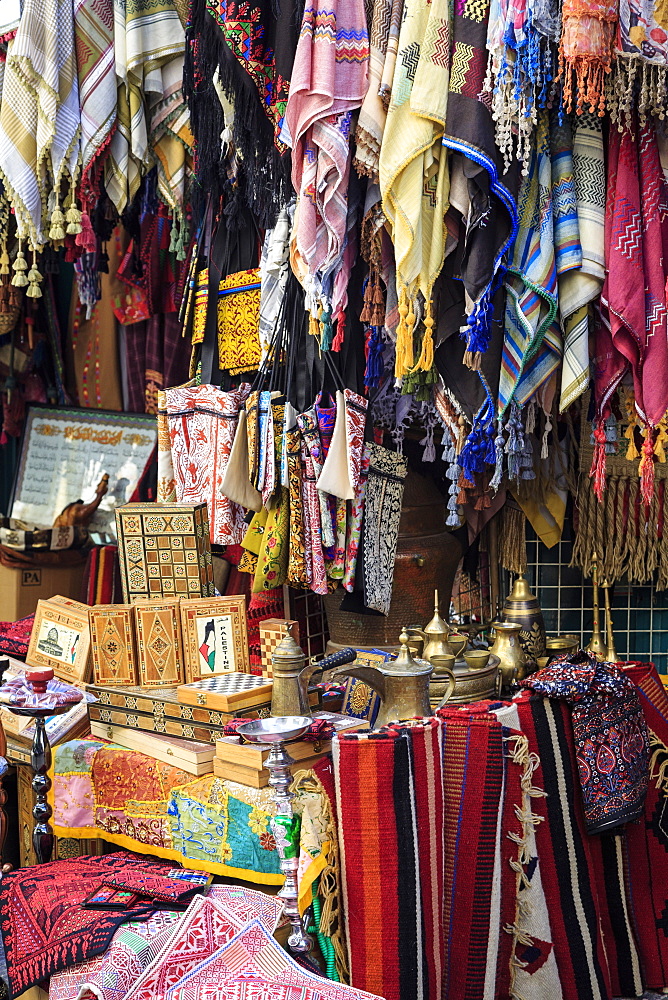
[
  {"xmin": 48, "ymin": 911, "xmax": 182, "ymax": 1000},
  {"xmin": 51, "ymin": 740, "xmax": 333, "ymax": 895},
  {"xmin": 0, "ymin": 853, "xmax": 176, "ymax": 998},
  {"xmin": 523, "ymin": 651, "xmax": 650, "ymax": 833}
]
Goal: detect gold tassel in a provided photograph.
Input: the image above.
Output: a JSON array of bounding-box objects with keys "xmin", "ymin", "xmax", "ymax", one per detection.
[
  {"xmin": 25, "ymin": 248, "xmax": 43, "ymax": 299},
  {"xmin": 394, "ymin": 287, "xmax": 414, "ymax": 378},
  {"xmin": 412, "ymin": 295, "xmax": 435, "ymax": 372},
  {"xmin": 11, "ymin": 242, "xmax": 28, "ymax": 288}
]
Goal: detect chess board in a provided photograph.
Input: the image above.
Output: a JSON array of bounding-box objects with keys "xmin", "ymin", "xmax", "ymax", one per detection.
[
  {"xmin": 115, "ymin": 502, "xmax": 215, "ymax": 602},
  {"xmin": 177, "ymin": 673, "xmax": 274, "ymax": 712},
  {"xmin": 258, "ymin": 619, "xmax": 299, "ymax": 678}
]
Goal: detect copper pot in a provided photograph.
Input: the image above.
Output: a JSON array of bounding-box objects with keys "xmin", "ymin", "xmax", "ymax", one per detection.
[{"xmin": 324, "ymin": 469, "xmax": 463, "ymax": 650}]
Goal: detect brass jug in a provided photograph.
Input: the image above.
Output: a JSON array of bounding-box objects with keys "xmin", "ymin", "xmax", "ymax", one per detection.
[
  {"xmin": 335, "ymin": 628, "xmax": 455, "ymax": 729},
  {"xmin": 503, "ymin": 575, "xmax": 546, "ymax": 658},
  {"xmin": 270, "ymin": 625, "xmax": 315, "ymax": 717},
  {"xmin": 489, "ymin": 621, "xmax": 531, "ymax": 687},
  {"xmin": 422, "ymin": 590, "xmax": 453, "ymax": 662},
  {"xmin": 270, "ymin": 626, "xmax": 358, "ymax": 716}
]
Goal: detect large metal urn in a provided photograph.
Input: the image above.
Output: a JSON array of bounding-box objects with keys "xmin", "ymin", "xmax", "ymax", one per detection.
[{"xmin": 324, "ymin": 469, "xmax": 463, "ymax": 650}]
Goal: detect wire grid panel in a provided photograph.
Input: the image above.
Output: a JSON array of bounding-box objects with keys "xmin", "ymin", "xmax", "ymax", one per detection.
[{"xmin": 517, "ymin": 522, "xmax": 668, "ymax": 674}]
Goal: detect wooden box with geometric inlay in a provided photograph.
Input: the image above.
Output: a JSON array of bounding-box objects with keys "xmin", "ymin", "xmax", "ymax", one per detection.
[
  {"xmin": 115, "ymin": 502, "xmax": 215, "ymax": 603},
  {"xmin": 133, "ymin": 598, "xmax": 185, "ymax": 687},
  {"xmin": 89, "ymin": 605, "xmax": 139, "ymax": 687}
]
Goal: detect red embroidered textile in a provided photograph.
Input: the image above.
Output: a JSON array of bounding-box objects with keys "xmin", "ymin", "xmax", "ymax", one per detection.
[
  {"xmin": 102, "ymin": 870, "xmax": 204, "ymax": 905},
  {"xmin": 0, "ymin": 853, "xmax": 178, "ymax": 998},
  {"xmin": 0, "ymin": 614, "xmax": 34, "ymax": 660}
]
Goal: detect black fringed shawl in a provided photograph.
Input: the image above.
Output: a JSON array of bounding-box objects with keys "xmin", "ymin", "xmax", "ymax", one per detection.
[{"xmin": 185, "ymin": 0, "xmax": 300, "ymax": 227}]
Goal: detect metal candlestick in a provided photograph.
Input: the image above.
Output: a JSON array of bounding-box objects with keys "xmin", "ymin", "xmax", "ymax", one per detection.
[
  {"xmin": 6, "ymin": 669, "xmax": 71, "ymax": 864},
  {"xmin": 237, "ymin": 716, "xmax": 313, "ymax": 954}
]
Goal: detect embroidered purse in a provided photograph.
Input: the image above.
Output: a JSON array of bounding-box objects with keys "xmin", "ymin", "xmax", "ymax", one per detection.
[{"xmin": 217, "ymin": 269, "xmax": 262, "ymax": 375}]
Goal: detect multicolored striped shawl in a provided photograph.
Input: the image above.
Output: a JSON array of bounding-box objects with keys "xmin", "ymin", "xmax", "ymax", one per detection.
[{"xmin": 499, "ymin": 112, "xmax": 561, "ymax": 415}]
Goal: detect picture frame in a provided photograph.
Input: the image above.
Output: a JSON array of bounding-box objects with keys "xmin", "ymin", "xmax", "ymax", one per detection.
[
  {"xmin": 26, "ymin": 598, "xmax": 92, "ymax": 684},
  {"xmin": 10, "ymin": 405, "xmax": 157, "ymax": 541},
  {"xmin": 179, "ymin": 596, "xmax": 249, "ymax": 682}
]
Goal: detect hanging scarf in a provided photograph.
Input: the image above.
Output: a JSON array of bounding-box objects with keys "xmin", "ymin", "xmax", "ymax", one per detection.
[
  {"xmin": 485, "ymin": 0, "xmax": 556, "ymax": 170},
  {"xmin": 259, "ymin": 203, "xmax": 294, "ymax": 359},
  {"xmin": 559, "ymin": 112, "xmax": 605, "ymax": 411},
  {"xmin": 443, "ymin": 0, "xmax": 518, "ymax": 491},
  {"xmin": 186, "ymin": 0, "xmax": 297, "ymax": 226},
  {"xmin": 599, "ymin": 122, "xmax": 668, "ymax": 432},
  {"xmin": 379, "ymin": 0, "xmax": 450, "ymax": 378},
  {"xmin": 105, "ymin": 0, "xmax": 185, "ymax": 216},
  {"xmin": 353, "ymin": 0, "xmax": 404, "ymax": 180},
  {"xmin": 149, "ymin": 56, "xmax": 193, "ymax": 249},
  {"xmin": 74, "ymin": 0, "xmax": 117, "ymax": 215},
  {"xmin": 559, "ymin": 0, "xmax": 616, "ymax": 114},
  {"xmin": 498, "ymin": 112, "xmax": 560, "ymax": 415},
  {"xmin": 0, "ymin": 0, "xmax": 81, "ymax": 247},
  {"xmin": 286, "ymin": 0, "xmax": 369, "ymax": 311},
  {"xmin": 612, "ymin": 0, "xmax": 668, "ymax": 124}
]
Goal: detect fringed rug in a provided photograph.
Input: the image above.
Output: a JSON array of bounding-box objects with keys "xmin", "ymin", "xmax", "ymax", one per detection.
[
  {"xmin": 0, "ymin": 853, "xmax": 176, "ymax": 998},
  {"xmin": 438, "ymin": 705, "xmax": 507, "ymax": 1000},
  {"xmin": 333, "ymin": 723, "xmax": 438, "ymax": 1000},
  {"xmin": 512, "ymin": 693, "xmax": 612, "ymax": 1000},
  {"xmin": 622, "ymin": 663, "xmax": 668, "ymax": 990}
]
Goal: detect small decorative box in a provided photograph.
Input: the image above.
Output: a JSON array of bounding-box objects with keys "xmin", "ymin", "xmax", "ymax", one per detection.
[
  {"xmin": 258, "ymin": 619, "xmax": 299, "ymax": 678},
  {"xmin": 176, "ymin": 673, "xmax": 273, "ymax": 712},
  {"xmin": 179, "ymin": 596, "xmax": 249, "ymax": 682},
  {"xmin": 133, "ymin": 598, "xmax": 185, "ymax": 687},
  {"xmin": 89, "ymin": 606, "xmax": 139, "ymax": 687},
  {"xmin": 26, "ymin": 598, "xmax": 92, "ymax": 684},
  {"xmin": 89, "ymin": 720, "xmax": 215, "ymax": 775},
  {"xmin": 115, "ymin": 502, "xmax": 215, "ymax": 602}
]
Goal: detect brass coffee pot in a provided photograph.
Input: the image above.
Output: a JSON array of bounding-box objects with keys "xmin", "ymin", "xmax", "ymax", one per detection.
[
  {"xmin": 270, "ymin": 624, "xmax": 356, "ymax": 717},
  {"xmin": 503, "ymin": 575, "xmax": 546, "ymax": 658},
  {"xmin": 489, "ymin": 621, "xmax": 532, "ymax": 687},
  {"xmin": 422, "ymin": 589, "xmax": 453, "ymax": 662},
  {"xmin": 336, "ymin": 628, "xmax": 455, "ymax": 729}
]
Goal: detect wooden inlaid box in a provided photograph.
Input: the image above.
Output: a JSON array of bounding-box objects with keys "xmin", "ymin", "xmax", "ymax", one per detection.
[
  {"xmin": 258, "ymin": 619, "xmax": 299, "ymax": 678},
  {"xmin": 26, "ymin": 598, "xmax": 92, "ymax": 683},
  {"xmin": 90, "ymin": 720, "xmax": 215, "ymax": 775},
  {"xmin": 133, "ymin": 598, "xmax": 184, "ymax": 687},
  {"xmin": 89, "ymin": 605, "xmax": 139, "ymax": 687},
  {"xmin": 179, "ymin": 596, "xmax": 249, "ymax": 682},
  {"xmin": 115, "ymin": 502, "xmax": 215, "ymax": 602}
]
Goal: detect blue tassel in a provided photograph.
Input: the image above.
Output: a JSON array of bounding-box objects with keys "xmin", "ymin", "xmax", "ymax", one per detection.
[{"xmin": 364, "ymin": 327, "xmax": 385, "ymax": 388}]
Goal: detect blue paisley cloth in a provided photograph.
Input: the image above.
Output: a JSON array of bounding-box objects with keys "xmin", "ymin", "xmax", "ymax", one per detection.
[{"xmin": 522, "ymin": 650, "xmax": 650, "ymax": 834}]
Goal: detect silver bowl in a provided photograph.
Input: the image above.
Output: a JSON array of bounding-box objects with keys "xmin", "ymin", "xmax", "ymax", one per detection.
[{"xmin": 237, "ymin": 716, "xmax": 312, "ymax": 744}]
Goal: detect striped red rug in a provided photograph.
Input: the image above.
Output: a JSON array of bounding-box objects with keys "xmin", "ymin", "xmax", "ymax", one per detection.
[{"xmin": 333, "ymin": 720, "xmax": 443, "ymax": 1000}]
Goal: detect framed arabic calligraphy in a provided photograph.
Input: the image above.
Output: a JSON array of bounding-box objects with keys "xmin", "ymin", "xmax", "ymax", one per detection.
[{"xmin": 10, "ymin": 406, "xmax": 157, "ymax": 540}]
